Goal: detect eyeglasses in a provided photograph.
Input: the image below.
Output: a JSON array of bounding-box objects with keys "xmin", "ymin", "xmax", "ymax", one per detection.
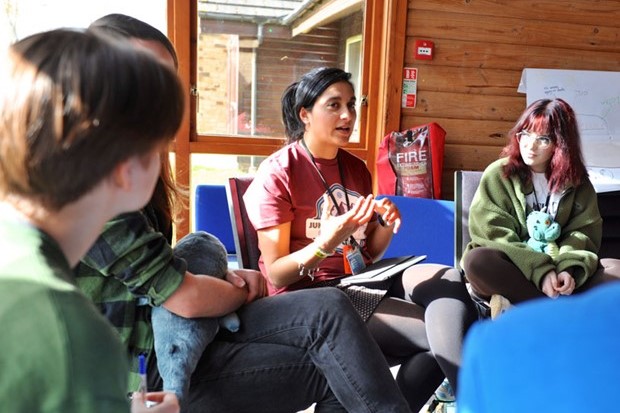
[{"xmin": 516, "ymin": 131, "xmax": 553, "ymax": 149}]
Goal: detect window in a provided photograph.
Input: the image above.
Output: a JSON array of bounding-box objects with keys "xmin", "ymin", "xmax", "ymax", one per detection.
[
  {"xmin": 194, "ymin": 0, "xmax": 365, "ymax": 141},
  {"xmin": 345, "ymin": 34, "xmax": 363, "ymax": 142},
  {"xmin": 185, "ymin": 0, "xmax": 367, "ymax": 231},
  {"xmin": 170, "ymin": 0, "xmax": 407, "ymax": 236}
]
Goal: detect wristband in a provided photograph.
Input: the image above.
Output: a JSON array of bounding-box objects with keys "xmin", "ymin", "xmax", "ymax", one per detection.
[{"xmin": 314, "ymin": 245, "xmax": 333, "ymax": 259}]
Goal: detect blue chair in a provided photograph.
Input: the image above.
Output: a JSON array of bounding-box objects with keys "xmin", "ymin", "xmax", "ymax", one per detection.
[
  {"xmin": 194, "ymin": 185, "xmax": 237, "ymax": 265},
  {"xmin": 379, "ymin": 195, "xmax": 455, "ymax": 266}
]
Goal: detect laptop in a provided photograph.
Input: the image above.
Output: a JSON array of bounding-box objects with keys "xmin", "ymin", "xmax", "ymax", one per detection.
[{"xmin": 340, "ymin": 255, "xmax": 427, "ymax": 286}]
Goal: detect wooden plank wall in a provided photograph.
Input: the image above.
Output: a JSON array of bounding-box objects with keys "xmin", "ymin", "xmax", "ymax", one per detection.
[{"xmin": 401, "ymin": 0, "xmax": 620, "ymax": 200}]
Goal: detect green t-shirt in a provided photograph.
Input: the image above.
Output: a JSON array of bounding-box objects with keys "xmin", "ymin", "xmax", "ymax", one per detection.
[{"xmin": 0, "ymin": 213, "xmax": 130, "ymax": 412}]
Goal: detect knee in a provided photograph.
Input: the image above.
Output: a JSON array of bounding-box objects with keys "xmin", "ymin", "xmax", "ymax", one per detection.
[
  {"xmin": 402, "ymin": 264, "xmax": 464, "ymax": 291},
  {"xmin": 407, "ymin": 267, "xmax": 469, "ymax": 304},
  {"xmin": 296, "ymin": 287, "xmax": 360, "ymax": 324},
  {"xmin": 462, "ymin": 248, "xmax": 490, "ymax": 281},
  {"xmin": 438, "ymin": 266, "xmax": 464, "ymax": 283},
  {"xmin": 315, "ymin": 287, "xmax": 351, "ymax": 311}
]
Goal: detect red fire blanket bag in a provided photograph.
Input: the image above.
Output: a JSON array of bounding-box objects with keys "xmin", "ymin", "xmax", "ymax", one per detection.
[{"xmin": 376, "ymin": 122, "xmax": 446, "ymax": 199}]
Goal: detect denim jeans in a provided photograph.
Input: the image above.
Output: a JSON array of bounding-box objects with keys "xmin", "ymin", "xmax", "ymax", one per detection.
[{"xmin": 186, "ymin": 287, "xmax": 412, "ymax": 413}]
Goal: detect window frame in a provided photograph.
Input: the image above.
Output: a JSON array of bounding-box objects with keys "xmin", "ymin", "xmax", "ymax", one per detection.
[
  {"xmin": 345, "ymin": 34, "xmax": 363, "ymax": 143},
  {"xmin": 167, "ymin": 0, "xmax": 406, "ymax": 237}
]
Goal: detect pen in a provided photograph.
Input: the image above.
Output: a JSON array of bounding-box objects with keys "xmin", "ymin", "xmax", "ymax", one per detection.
[{"xmin": 138, "ymin": 354, "xmax": 147, "ymax": 405}]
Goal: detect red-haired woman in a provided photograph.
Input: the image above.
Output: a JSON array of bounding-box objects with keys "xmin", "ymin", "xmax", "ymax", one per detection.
[{"xmin": 462, "ymin": 98, "xmax": 620, "ymax": 314}]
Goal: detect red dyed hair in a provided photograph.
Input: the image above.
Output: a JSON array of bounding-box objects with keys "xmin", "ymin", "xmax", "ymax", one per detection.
[{"xmin": 501, "ymin": 98, "xmax": 588, "ymax": 192}]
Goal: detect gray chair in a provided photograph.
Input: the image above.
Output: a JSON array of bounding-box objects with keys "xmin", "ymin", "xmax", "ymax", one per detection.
[{"xmin": 454, "ymin": 170, "xmax": 483, "ymax": 273}]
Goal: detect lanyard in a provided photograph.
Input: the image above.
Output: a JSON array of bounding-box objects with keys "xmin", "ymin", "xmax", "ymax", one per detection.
[
  {"xmin": 299, "ymin": 139, "xmax": 360, "ymax": 249},
  {"xmin": 533, "ymin": 190, "xmax": 551, "ymax": 213},
  {"xmin": 300, "ymin": 139, "xmax": 351, "ymax": 213}
]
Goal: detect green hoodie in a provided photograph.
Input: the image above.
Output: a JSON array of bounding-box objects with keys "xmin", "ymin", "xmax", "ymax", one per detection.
[{"xmin": 463, "ymin": 158, "xmax": 602, "ymax": 289}]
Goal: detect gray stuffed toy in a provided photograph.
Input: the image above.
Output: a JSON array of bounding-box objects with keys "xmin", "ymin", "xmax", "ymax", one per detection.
[
  {"xmin": 151, "ymin": 231, "xmax": 240, "ymax": 407},
  {"xmin": 173, "ymin": 231, "xmax": 240, "ymax": 331}
]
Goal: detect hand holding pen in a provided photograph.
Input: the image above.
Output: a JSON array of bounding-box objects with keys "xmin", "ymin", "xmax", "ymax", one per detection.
[
  {"xmin": 131, "ymin": 354, "xmax": 179, "ymax": 413},
  {"xmin": 131, "ymin": 391, "xmax": 179, "ymax": 413}
]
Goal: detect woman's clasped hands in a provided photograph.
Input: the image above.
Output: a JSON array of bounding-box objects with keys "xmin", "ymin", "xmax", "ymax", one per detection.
[{"xmin": 541, "ymin": 270, "xmax": 576, "ymax": 298}]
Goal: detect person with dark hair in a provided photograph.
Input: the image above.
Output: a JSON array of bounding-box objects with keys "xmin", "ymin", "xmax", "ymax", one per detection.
[
  {"xmin": 0, "ymin": 28, "xmax": 184, "ymax": 413},
  {"xmin": 89, "ymin": 13, "xmax": 179, "ymax": 68},
  {"xmin": 83, "ymin": 13, "xmax": 236, "ymax": 405},
  {"xmin": 76, "ymin": 15, "xmax": 414, "ymax": 413},
  {"xmin": 462, "ymin": 98, "xmax": 620, "ymax": 315},
  {"xmin": 244, "ymin": 66, "xmax": 478, "ymax": 411}
]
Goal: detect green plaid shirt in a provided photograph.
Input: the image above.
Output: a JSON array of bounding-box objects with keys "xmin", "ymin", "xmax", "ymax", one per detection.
[{"xmin": 75, "ymin": 210, "xmax": 185, "ymax": 391}]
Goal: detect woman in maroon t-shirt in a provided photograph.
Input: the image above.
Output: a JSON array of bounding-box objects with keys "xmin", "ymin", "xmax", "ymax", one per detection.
[{"xmin": 245, "ymin": 67, "xmax": 478, "ymax": 411}]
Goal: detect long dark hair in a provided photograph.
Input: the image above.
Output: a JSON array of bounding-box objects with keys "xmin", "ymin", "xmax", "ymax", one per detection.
[
  {"xmin": 281, "ymin": 67, "xmax": 354, "ymax": 144},
  {"xmin": 89, "ymin": 14, "xmax": 185, "ymax": 234},
  {"xmin": 501, "ymin": 98, "xmax": 587, "ymax": 192},
  {"xmin": 89, "ymin": 13, "xmax": 178, "ymax": 69}
]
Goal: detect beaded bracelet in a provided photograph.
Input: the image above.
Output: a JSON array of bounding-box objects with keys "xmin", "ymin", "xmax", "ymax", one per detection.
[{"xmin": 298, "ymin": 262, "xmax": 316, "ymax": 281}]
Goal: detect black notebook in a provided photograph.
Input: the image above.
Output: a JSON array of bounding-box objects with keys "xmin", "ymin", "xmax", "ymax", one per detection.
[{"xmin": 340, "ymin": 255, "xmax": 427, "ymax": 286}]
